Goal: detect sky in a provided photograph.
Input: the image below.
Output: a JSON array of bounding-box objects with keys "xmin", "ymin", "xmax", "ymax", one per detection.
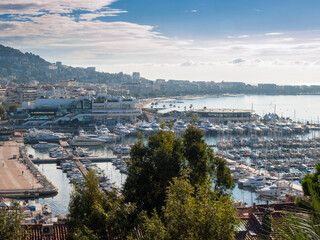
[{"xmin": 1, "ymin": 0, "xmax": 320, "ymax": 85}]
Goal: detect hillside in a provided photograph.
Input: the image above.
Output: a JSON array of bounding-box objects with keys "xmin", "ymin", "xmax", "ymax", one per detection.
[{"xmin": 0, "ymin": 44, "xmax": 136, "ymax": 84}]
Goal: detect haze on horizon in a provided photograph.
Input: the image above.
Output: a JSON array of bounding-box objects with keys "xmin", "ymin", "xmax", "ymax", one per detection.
[{"xmin": 1, "ymin": 0, "xmax": 320, "ymax": 85}]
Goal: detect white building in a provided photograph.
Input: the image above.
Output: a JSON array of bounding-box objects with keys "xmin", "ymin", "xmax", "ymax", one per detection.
[{"xmin": 91, "ymin": 96, "xmax": 141, "ymax": 123}]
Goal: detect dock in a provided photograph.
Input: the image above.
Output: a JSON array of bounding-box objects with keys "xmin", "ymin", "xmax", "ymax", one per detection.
[
  {"xmin": 32, "ymin": 157, "xmax": 117, "ymax": 164},
  {"xmin": 0, "ymin": 140, "xmax": 58, "ymax": 199}
]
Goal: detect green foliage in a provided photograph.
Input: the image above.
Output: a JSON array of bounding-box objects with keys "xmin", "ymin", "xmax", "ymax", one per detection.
[
  {"xmin": 271, "ymin": 183, "xmax": 320, "ymax": 239},
  {"xmin": 125, "ymin": 126, "xmax": 234, "ymax": 216},
  {"xmin": 191, "ymin": 114, "xmax": 199, "ymax": 125},
  {"xmin": 8, "ymin": 103, "xmax": 19, "ymax": 113},
  {"xmin": 159, "ymin": 121, "xmax": 166, "ymax": 130},
  {"xmin": 182, "ymin": 126, "xmax": 234, "ymax": 193},
  {"xmin": 0, "ymin": 105, "xmax": 5, "ymax": 119},
  {"xmin": 123, "ymin": 131, "xmax": 184, "ymax": 214},
  {"xmin": 301, "ymin": 163, "xmax": 320, "ymax": 196},
  {"xmin": 143, "ymin": 175, "xmax": 238, "ymax": 240},
  {"xmin": 0, "ymin": 205, "xmax": 28, "ymax": 240},
  {"xmin": 68, "ymin": 170, "xmax": 138, "ymax": 240}
]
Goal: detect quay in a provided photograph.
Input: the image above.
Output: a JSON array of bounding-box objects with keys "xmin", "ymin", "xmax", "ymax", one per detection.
[
  {"xmin": 0, "ymin": 140, "xmax": 58, "ymax": 199},
  {"xmin": 32, "ymin": 157, "xmax": 118, "ymax": 164}
]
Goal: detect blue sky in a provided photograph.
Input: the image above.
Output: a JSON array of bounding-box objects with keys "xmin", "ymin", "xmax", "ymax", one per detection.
[
  {"xmin": 110, "ymin": 0, "xmax": 320, "ymax": 38},
  {"xmin": 1, "ymin": 0, "xmax": 320, "ymax": 84}
]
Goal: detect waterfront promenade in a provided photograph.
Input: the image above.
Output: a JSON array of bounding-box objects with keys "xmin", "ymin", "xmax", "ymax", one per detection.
[
  {"xmin": 0, "ymin": 141, "xmax": 42, "ymax": 191},
  {"xmin": 0, "ymin": 140, "xmax": 58, "ymax": 198}
]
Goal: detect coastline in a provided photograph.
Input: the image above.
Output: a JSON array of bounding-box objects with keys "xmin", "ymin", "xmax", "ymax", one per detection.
[{"xmin": 139, "ymin": 93, "xmax": 243, "ymax": 108}]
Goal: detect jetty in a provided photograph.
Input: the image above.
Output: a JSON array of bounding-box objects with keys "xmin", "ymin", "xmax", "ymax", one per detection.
[
  {"xmin": 0, "ymin": 140, "xmax": 58, "ymax": 199},
  {"xmin": 32, "ymin": 156, "xmax": 117, "ymax": 164}
]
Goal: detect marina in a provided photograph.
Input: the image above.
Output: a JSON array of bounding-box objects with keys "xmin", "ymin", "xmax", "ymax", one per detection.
[{"xmin": 2, "ymin": 95, "xmax": 320, "ymax": 214}]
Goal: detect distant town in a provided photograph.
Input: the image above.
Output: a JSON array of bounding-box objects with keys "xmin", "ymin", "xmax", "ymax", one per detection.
[{"xmin": 1, "ymin": 44, "xmax": 320, "ymax": 99}]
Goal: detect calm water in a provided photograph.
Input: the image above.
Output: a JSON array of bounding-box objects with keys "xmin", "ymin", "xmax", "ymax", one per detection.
[
  {"xmin": 156, "ymin": 95, "xmax": 320, "ymax": 123},
  {"xmin": 29, "ymin": 95, "xmax": 320, "ymax": 214}
]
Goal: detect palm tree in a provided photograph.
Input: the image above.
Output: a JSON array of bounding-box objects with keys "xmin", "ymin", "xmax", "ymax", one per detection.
[{"xmin": 271, "ymin": 184, "xmax": 320, "ymax": 239}]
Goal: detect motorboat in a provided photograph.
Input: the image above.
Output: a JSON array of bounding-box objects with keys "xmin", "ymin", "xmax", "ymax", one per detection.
[
  {"xmin": 136, "ymin": 123, "xmax": 153, "ymax": 134},
  {"xmin": 202, "ymin": 120, "xmax": 218, "ymax": 133},
  {"xmin": 150, "ymin": 121, "xmax": 160, "ymax": 132},
  {"xmin": 256, "ymin": 180, "xmax": 291, "ymax": 197},
  {"xmin": 73, "ymin": 147, "xmax": 91, "ymax": 157},
  {"xmin": 25, "ymin": 129, "xmax": 69, "ymax": 143},
  {"xmin": 70, "ymin": 136, "xmax": 106, "ymax": 146},
  {"xmin": 174, "ymin": 120, "xmax": 187, "ymax": 134},
  {"xmin": 33, "ymin": 142, "xmax": 59, "ymax": 149},
  {"xmin": 238, "ymin": 175, "xmax": 272, "ymax": 188},
  {"xmin": 114, "ymin": 123, "xmax": 131, "ymax": 136},
  {"xmin": 111, "ymin": 145, "xmax": 131, "ymax": 155}
]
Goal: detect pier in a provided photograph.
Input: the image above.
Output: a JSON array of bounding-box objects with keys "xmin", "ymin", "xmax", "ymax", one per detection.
[
  {"xmin": 0, "ymin": 140, "xmax": 58, "ymax": 199},
  {"xmin": 32, "ymin": 157, "xmax": 118, "ymax": 164}
]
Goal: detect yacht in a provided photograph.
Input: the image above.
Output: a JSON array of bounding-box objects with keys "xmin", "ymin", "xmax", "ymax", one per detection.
[
  {"xmin": 114, "ymin": 123, "xmax": 131, "ymax": 136},
  {"xmin": 111, "ymin": 145, "xmax": 131, "ymax": 155},
  {"xmin": 136, "ymin": 123, "xmax": 154, "ymax": 134},
  {"xmin": 80, "ymin": 128, "xmax": 120, "ymax": 142},
  {"xmin": 70, "ymin": 136, "xmax": 106, "ymax": 146},
  {"xmin": 25, "ymin": 129, "xmax": 69, "ymax": 143},
  {"xmin": 202, "ymin": 120, "xmax": 217, "ymax": 133},
  {"xmin": 73, "ymin": 147, "xmax": 91, "ymax": 157},
  {"xmin": 256, "ymin": 180, "xmax": 291, "ymax": 197},
  {"xmin": 33, "ymin": 142, "xmax": 59, "ymax": 149},
  {"xmin": 150, "ymin": 121, "xmax": 160, "ymax": 132},
  {"xmin": 238, "ymin": 175, "xmax": 272, "ymax": 188},
  {"xmin": 174, "ymin": 120, "xmax": 187, "ymax": 134}
]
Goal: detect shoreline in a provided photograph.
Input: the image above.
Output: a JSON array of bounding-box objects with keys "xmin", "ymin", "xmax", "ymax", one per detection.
[{"xmin": 140, "ymin": 94, "xmax": 244, "ymax": 108}]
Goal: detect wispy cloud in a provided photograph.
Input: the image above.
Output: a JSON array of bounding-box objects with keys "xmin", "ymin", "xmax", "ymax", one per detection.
[
  {"xmin": 0, "ymin": 0, "xmax": 320, "ymax": 84},
  {"xmin": 265, "ymin": 32, "xmax": 284, "ymax": 36}
]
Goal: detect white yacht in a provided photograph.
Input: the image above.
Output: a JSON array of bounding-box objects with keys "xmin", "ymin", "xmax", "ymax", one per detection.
[
  {"xmin": 33, "ymin": 142, "xmax": 59, "ymax": 149},
  {"xmin": 111, "ymin": 145, "xmax": 131, "ymax": 155},
  {"xmin": 25, "ymin": 129, "xmax": 68, "ymax": 143},
  {"xmin": 136, "ymin": 123, "xmax": 154, "ymax": 134},
  {"xmin": 256, "ymin": 180, "xmax": 291, "ymax": 197},
  {"xmin": 174, "ymin": 120, "xmax": 187, "ymax": 134},
  {"xmin": 202, "ymin": 120, "xmax": 217, "ymax": 133},
  {"xmin": 70, "ymin": 136, "xmax": 106, "ymax": 146},
  {"xmin": 114, "ymin": 123, "xmax": 131, "ymax": 136},
  {"xmin": 150, "ymin": 121, "xmax": 160, "ymax": 132},
  {"xmin": 238, "ymin": 175, "xmax": 271, "ymax": 188}
]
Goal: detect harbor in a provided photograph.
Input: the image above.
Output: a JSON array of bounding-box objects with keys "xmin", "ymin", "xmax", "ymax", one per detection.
[{"xmin": 1, "ymin": 95, "xmax": 320, "ymax": 214}]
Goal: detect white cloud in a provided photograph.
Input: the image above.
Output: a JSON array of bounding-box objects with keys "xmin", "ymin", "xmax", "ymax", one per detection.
[
  {"xmin": 238, "ymin": 35, "xmax": 250, "ymax": 39},
  {"xmin": 0, "ymin": 0, "xmax": 320, "ymax": 84},
  {"xmin": 191, "ymin": 10, "xmax": 197, "ymax": 13},
  {"xmin": 265, "ymin": 32, "xmax": 284, "ymax": 36},
  {"xmin": 0, "ymin": 0, "xmax": 118, "ymax": 15}
]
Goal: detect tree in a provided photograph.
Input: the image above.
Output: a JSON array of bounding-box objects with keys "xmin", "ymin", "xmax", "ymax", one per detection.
[
  {"xmin": 123, "ymin": 131, "xmax": 184, "ymax": 214},
  {"xmin": 8, "ymin": 103, "xmax": 19, "ymax": 113},
  {"xmin": 124, "ymin": 126, "xmax": 234, "ymax": 216},
  {"xmin": 0, "ymin": 105, "xmax": 5, "ymax": 119},
  {"xmin": 143, "ymin": 175, "xmax": 238, "ymax": 240},
  {"xmin": 270, "ymin": 183, "xmax": 320, "ymax": 239},
  {"xmin": 0, "ymin": 203, "xmax": 28, "ymax": 240},
  {"xmin": 301, "ymin": 163, "xmax": 320, "ymax": 196},
  {"xmin": 68, "ymin": 170, "xmax": 138, "ymax": 240},
  {"xmin": 182, "ymin": 126, "xmax": 234, "ymax": 193}
]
